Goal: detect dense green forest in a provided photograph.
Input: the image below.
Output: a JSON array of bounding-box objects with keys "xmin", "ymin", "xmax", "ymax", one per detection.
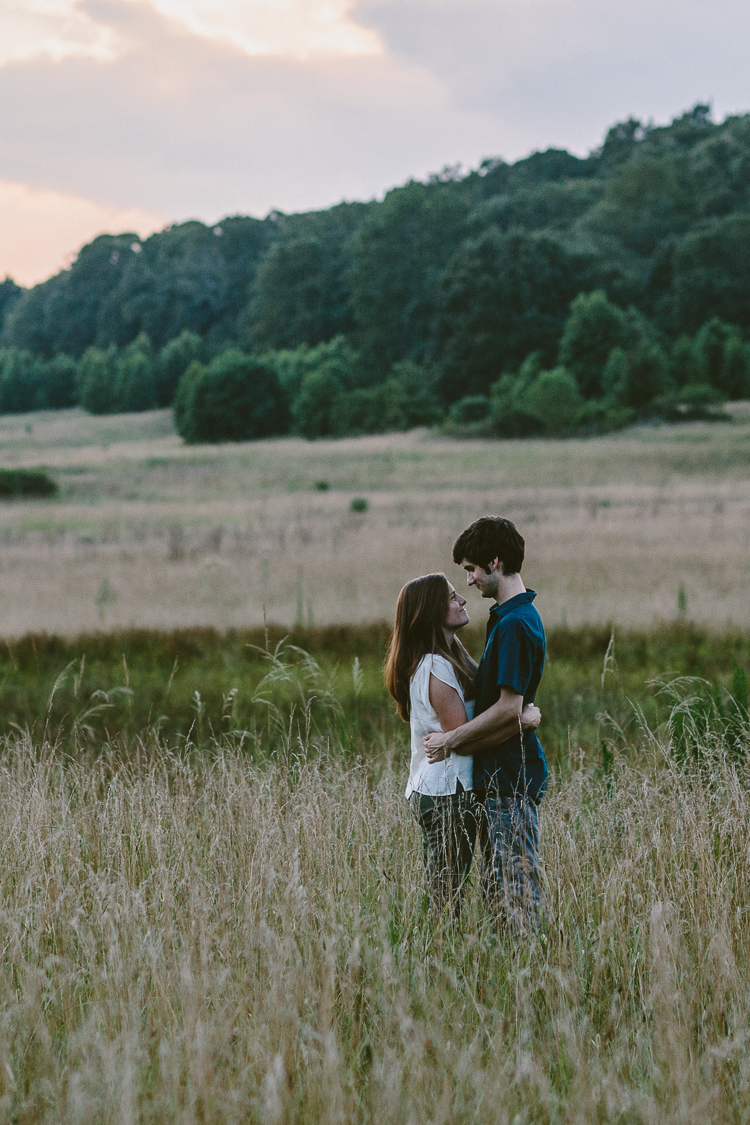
[{"xmin": 3, "ymin": 103, "xmax": 750, "ymax": 439}]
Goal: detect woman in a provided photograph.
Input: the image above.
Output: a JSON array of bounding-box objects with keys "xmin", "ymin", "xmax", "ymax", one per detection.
[{"xmin": 385, "ymin": 572, "xmax": 540, "ymax": 916}]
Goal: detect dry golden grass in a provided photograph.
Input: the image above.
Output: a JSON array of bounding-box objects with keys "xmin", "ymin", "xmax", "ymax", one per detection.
[
  {"xmin": 0, "ymin": 709, "xmax": 749, "ymax": 1123},
  {"xmin": 0, "ymin": 405, "xmax": 749, "ymax": 634},
  {"xmin": 1, "ymin": 408, "xmax": 749, "ymax": 1120}
]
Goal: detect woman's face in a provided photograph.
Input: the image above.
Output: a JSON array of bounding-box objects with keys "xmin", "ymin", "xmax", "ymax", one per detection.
[{"xmin": 444, "ymin": 582, "xmax": 470, "ymax": 630}]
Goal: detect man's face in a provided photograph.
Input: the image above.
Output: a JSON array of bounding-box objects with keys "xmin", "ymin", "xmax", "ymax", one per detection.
[{"xmin": 461, "ymin": 557, "xmax": 500, "ymax": 599}]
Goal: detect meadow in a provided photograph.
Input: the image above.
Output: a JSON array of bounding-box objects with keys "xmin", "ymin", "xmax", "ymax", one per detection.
[
  {"xmin": 0, "ymin": 404, "xmax": 750, "ymax": 634},
  {"xmin": 0, "ymin": 408, "xmax": 750, "ymax": 1121},
  {"xmin": 0, "ymin": 637, "xmax": 748, "ymax": 1124}
]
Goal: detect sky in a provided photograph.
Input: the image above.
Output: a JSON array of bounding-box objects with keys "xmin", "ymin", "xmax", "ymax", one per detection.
[{"xmin": 1, "ymin": 0, "xmax": 750, "ymax": 286}]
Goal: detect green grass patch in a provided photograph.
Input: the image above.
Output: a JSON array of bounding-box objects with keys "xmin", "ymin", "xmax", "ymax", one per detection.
[
  {"xmin": 1, "ymin": 622, "xmax": 747, "ymax": 768},
  {"xmin": 0, "ymin": 467, "xmax": 57, "ymax": 498}
]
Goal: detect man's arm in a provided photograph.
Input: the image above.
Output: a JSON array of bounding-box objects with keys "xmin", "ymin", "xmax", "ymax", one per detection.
[{"xmin": 424, "ymin": 687, "xmax": 539, "ymax": 762}]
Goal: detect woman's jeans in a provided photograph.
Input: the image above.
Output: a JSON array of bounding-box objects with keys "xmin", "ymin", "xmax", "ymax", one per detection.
[{"xmin": 409, "ymin": 782, "xmax": 477, "ymax": 916}]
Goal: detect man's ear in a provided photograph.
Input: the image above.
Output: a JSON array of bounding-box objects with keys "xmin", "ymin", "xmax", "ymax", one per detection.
[{"xmin": 487, "ymin": 557, "xmax": 501, "ymax": 574}]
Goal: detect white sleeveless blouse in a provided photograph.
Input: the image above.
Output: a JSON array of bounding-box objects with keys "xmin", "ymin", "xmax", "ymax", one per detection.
[{"xmin": 405, "ymin": 653, "xmax": 474, "ymax": 799}]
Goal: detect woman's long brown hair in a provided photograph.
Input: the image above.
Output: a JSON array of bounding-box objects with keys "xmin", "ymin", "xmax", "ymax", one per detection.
[{"xmin": 384, "ymin": 573, "xmax": 475, "ymax": 722}]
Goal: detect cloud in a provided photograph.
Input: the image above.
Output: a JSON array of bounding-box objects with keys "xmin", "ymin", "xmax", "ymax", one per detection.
[
  {"xmin": 0, "ymin": 0, "xmax": 383, "ymax": 66},
  {"xmin": 0, "ymin": 179, "xmax": 163, "ymax": 285},
  {"xmin": 0, "ymin": 1, "xmax": 498, "ymax": 220},
  {"xmin": 357, "ymin": 0, "xmax": 750, "ymax": 152},
  {"xmin": 0, "ymin": 0, "xmax": 116, "ymax": 66},
  {"xmin": 145, "ymin": 0, "xmax": 384, "ymax": 59}
]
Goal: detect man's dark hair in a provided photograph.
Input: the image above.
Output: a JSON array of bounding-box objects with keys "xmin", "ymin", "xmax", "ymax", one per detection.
[{"xmin": 452, "ymin": 516, "xmax": 525, "ymax": 575}]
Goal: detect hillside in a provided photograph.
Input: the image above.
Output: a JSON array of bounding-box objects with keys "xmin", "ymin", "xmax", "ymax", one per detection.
[{"xmin": 2, "ymin": 104, "xmax": 750, "ymax": 435}]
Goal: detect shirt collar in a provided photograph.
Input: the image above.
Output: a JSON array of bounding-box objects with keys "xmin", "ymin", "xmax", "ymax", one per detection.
[{"xmin": 489, "ymin": 589, "xmax": 537, "ymax": 624}]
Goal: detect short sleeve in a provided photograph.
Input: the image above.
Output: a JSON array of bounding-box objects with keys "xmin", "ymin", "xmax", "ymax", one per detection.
[
  {"xmin": 495, "ymin": 623, "xmax": 535, "ymax": 698},
  {"xmin": 411, "ymin": 655, "xmax": 433, "ymax": 712},
  {"xmin": 429, "ymin": 655, "xmax": 464, "ymax": 699}
]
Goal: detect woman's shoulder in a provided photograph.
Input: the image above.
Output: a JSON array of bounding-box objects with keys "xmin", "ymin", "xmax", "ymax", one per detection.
[
  {"xmin": 427, "ymin": 653, "xmax": 463, "ymax": 693},
  {"xmin": 410, "ymin": 652, "xmax": 463, "ymax": 691},
  {"xmin": 411, "ymin": 653, "xmax": 433, "ymax": 683}
]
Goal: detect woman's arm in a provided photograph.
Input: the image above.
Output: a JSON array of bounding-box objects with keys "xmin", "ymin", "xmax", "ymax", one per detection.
[{"xmin": 428, "ymin": 674, "xmax": 468, "ymax": 733}]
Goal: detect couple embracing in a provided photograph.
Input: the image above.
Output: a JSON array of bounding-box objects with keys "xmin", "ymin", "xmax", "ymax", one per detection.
[{"xmin": 385, "ymin": 516, "xmax": 547, "ymax": 930}]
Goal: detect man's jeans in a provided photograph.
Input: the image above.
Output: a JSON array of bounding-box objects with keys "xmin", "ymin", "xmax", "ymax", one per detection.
[
  {"xmin": 476, "ymin": 794, "xmax": 544, "ymax": 930},
  {"xmin": 409, "ymin": 783, "xmax": 477, "ymax": 917}
]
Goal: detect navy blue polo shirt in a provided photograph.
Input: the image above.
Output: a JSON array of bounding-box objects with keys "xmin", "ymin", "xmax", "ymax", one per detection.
[{"xmin": 473, "ymin": 590, "xmax": 548, "ymax": 802}]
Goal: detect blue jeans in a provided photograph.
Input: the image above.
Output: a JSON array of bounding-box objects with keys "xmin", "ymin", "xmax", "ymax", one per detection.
[{"xmin": 476, "ymin": 794, "xmax": 544, "ymax": 929}]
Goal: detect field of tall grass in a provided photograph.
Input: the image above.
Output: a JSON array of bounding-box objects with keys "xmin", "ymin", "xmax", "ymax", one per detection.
[
  {"xmin": 1, "ymin": 407, "xmax": 750, "ymax": 1119},
  {"xmin": 0, "ymin": 629, "xmax": 748, "ymax": 1123}
]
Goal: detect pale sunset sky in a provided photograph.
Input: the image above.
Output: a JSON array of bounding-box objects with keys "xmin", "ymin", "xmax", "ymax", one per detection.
[{"xmin": 1, "ymin": 0, "xmax": 749, "ymax": 286}]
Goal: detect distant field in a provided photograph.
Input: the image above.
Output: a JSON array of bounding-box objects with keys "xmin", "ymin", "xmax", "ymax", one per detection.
[{"xmin": 0, "ymin": 406, "xmax": 749, "ymax": 635}]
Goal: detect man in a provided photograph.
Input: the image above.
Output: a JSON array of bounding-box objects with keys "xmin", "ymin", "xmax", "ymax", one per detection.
[{"xmin": 423, "ymin": 516, "xmax": 547, "ymax": 929}]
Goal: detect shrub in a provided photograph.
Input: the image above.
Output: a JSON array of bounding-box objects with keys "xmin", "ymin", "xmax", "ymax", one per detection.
[
  {"xmin": 489, "ymin": 354, "xmax": 543, "ymax": 437},
  {"xmin": 575, "ymin": 397, "xmax": 634, "ymax": 433},
  {"xmin": 0, "ymin": 350, "xmax": 78, "ymax": 412},
  {"xmin": 0, "ymin": 467, "xmax": 57, "ymax": 498},
  {"xmin": 603, "ymin": 342, "xmax": 671, "ymax": 413},
  {"xmin": 116, "ymin": 334, "xmax": 157, "ymax": 413},
  {"xmin": 288, "ymin": 338, "xmax": 372, "ymax": 438},
  {"xmin": 176, "ymin": 349, "xmax": 288, "ymax": 443},
  {"xmin": 717, "ymin": 335, "xmax": 750, "ymax": 399},
  {"xmin": 669, "ymin": 335, "xmax": 702, "ymax": 387},
  {"xmin": 655, "ymin": 382, "xmax": 728, "ymax": 421},
  {"xmin": 558, "ymin": 290, "xmax": 635, "ymax": 397},
  {"xmin": 327, "ymin": 362, "xmax": 443, "ymax": 437},
  {"xmin": 447, "ymin": 395, "xmax": 491, "ymax": 426},
  {"xmin": 292, "ymin": 368, "xmax": 345, "ymax": 439},
  {"xmin": 173, "ymin": 360, "xmax": 206, "ymax": 441},
  {"xmin": 156, "ymin": 331, "xmax": 202, "ymax": 407},
  {"xmin": 350, "ymin": 497, "xmax": 368, "ymax": 512},
  {"xmin": 523, "ymin": 366, "xmax": 583, "ymax": 432},
  {"xmin": 78, "ymin": 346, "xmax": 119, "ymax": 414},
  {"xmin": 267, "ymin": 337, "xmax": 360, "ymax": 398},
  {"xmin": 41, "ymin": 354, "xmax": 78, "ymax": 409},
  {"xmin": 0, "ymin": 348, "xmax": 44, "ymax": 414},
  {"xmin": 261, "ymin": 343, "xmax": 318, "ymax": 399},
  {"xmin": 693, "ymin": 319, "xmax": 750, "ymax": 399},
  {"xmin": 380, "ymin": 361, "xmax": 443, "ymax": 430},
  {"xmin": 328, "ymin": 385, "xmax": 380, "ymax": 435}
]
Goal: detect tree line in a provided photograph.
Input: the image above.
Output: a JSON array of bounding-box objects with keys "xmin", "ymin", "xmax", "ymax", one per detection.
[{"xmin": 2, "ymin": 103, "xmax": 750, "ymax": 439}]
